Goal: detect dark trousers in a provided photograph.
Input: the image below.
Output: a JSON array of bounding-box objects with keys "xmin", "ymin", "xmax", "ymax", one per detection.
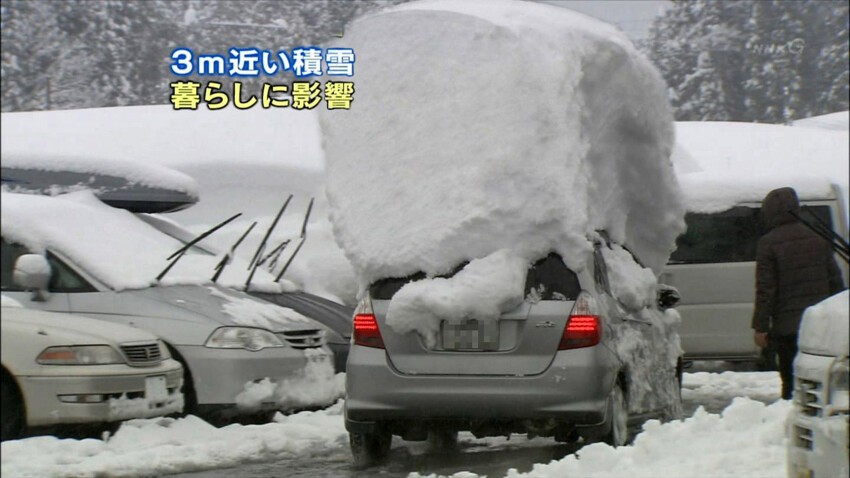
[{"xmin": 772, "ymin": 334, "xmax": 798, "ymax": 400}]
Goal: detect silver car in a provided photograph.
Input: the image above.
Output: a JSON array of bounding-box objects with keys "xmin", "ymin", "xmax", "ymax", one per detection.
[{"xmin": 345, "ymin": 239, "xmax": 683, "ymax": 466}]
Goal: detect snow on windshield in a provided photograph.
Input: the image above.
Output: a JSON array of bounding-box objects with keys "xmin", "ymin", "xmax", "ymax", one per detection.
[
  {"xmin": 0, "ymin": 191, "xmax": 284, "ymax": 292},
  {"xmin": 1, "ymin": 152, "xmax": 199, "ymax": 198},
  {"xmin": 320, "ymin": 0, "xmax": 684, "ymax": 337},
  {"xmin": 673, "ymin": 121, "xmax": 849, "ymax": 214}
]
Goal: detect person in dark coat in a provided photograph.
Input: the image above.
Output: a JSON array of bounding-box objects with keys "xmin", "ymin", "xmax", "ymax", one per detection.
[{"xmin": 751, "ymin": 187, "xmax": 846, "ymax": 399}]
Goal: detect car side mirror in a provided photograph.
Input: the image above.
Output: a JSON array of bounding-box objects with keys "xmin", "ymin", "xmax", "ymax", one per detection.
[
  {"xmin": 657, "ymin": 284, "xmax": 680, "ymax": 310},
  {"xmin": 14, "ymin": 254, "xmax": 51, "ymax": 302}
]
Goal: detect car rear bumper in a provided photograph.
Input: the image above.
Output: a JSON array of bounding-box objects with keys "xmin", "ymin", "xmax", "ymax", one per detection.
[
  {"xmin": 345, "ymin": 344, "xmax": 616, "ymax": 430},
  {"xmin": 18, "ymin": 359, "xmax": 184, "ymax": 427},
  {"xmin": 176, "ymin": 344, "xmax": 334, "ymax": 409}
]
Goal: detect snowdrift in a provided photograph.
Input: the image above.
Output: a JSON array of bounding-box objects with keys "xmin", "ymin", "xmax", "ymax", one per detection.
[{"xmin": 321, "ymin": 0, "xmax": 684, "ymax": 289}]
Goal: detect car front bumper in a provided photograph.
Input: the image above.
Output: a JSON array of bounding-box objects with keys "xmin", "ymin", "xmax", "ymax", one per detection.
[
  {"xmin": 345, "ymin": 344, "xmax": 616, "ymax": 432},
  {"xmin": 176, "ymin": 344, "xmax": 335, "ymax": 409},
  {"xmin": 18, "ymin": 359, "xmax": 184, "ymax": 427}
]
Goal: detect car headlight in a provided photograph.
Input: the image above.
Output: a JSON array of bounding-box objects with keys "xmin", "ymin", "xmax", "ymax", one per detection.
[
  {"xmin": 828, "ymin": 357, "xmax": 849, "ymax": 411},
  {"xmin": 37, "ymin": 345, "xmax": 124, "ymax": 365},
  {"xmin": 205, "ymin": 327, "xmax": 286, "ymax": 352}
]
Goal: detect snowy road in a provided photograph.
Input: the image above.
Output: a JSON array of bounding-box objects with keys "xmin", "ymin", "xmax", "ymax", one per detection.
[{"xmin": 1, "ymin": 368, "xmax": 786, "ymax": 478}]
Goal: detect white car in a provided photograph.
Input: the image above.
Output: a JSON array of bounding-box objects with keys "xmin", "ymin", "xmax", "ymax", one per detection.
[{"xmin": 1, "ymin": 301, "xmax": 184, "ymax": 440}]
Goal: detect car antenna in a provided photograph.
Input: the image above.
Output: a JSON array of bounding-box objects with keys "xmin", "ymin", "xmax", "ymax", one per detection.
[
  {"xmin": 212, "ymin": 220, "xmax": 257, "ymax": 283},
  {"xmin": 156, "ymin": 212, "xmax": 242, "ymax": 282},
  {"xmin": 245, "ymin": 195, "xmax": 293, "ymax": 289},
  {"xmin": 275, "ymin": 197, "xmax": 314, "ymax": 282}
]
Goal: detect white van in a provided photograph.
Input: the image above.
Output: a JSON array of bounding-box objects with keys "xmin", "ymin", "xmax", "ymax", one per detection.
[
  {"xmin": 786, "ymin": 290, "xmax": 848, "ymax": 478},
  {"xmin": 665, "ymin": 120, "xmax": 849, "ymax": 364}
]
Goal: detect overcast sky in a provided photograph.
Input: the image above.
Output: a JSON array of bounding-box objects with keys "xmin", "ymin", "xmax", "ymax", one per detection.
[{"xmin": 540, "ymin": 0, "xmax": 672, "ymax": 40}]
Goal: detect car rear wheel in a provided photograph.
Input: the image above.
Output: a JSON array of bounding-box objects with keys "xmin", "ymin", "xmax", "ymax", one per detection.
[
  {"xmin": 1, "ymin": 376, "xmax": 24, "ymax": 441},
  {"xmin": 349, "ymin": 428, "xmax": 391, "ymax": 468},
  {"xmin": 428, "ymin": 428, "xmax": 458, "ymax": 451},
  {"xmin": 604, "ymin": 382, "xmax": 628, "ymax": 447}
]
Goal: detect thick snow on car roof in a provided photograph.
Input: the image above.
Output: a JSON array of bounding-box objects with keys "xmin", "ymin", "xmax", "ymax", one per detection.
[
  {"xmin": 1, "ymin": 191, "xmax": 286, "ymax": 292},
  {"xmin": 673, "ymin": 121, "xmax": 849, "ymax": 214},
  {"xmin": 321, "ymin": 0, "xmax": 684, "ymax": 287}
]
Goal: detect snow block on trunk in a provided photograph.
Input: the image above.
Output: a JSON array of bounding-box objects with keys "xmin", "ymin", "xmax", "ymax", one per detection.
[{"xmin": 321, "ymin": 0, "xmax": 684, "ymax": 288}]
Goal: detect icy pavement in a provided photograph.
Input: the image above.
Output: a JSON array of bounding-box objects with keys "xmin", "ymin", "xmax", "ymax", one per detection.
[{"xmin": 1, "ymin": 371, "xmax": 785, "ymax": 478}]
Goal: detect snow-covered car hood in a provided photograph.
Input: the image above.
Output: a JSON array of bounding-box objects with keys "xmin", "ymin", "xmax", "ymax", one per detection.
[
  {"xmin": 1, "ymin": 306, "xmax": 160, "ymax": 346},
  {"xmin": 123, "ymin": 285, "xmax": 322, "ymax": 333},
  {"xmin": 797, "ymin": 290, "xmax": 849, "ymax": 356}
]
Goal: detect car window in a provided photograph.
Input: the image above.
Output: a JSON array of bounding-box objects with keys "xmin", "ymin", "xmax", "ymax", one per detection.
[
  {"xmin": 45, "ymin": 252, "xmax": 96, "ymax": 293},
  {"xmin": 525, "ymin": 253, "xmax": 580, "ymax": 301},
  {"xmin": 669, "ymin": 205, "xmax": 834, "ymax": 264}
]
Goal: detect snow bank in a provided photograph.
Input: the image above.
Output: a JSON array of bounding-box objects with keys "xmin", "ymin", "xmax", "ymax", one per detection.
[
  {"xmin": 673, "ymin": 121, "xmax": 849, "ymax": 214},
  {"xmin": 797, "ymin": 290, "xmax": 849, "ymax": 356},
  {"xmin": 412, "ymin": 397, "xmax": 791, "ymax": 478},
  {"xmin": 0, "ymin": 191, "xmax": 285, "ymax": 292},
  {"xmin": 321, "ymin": 0, "xmax": 684, "ymax": 297},
  {"xmin": 0, "ymin": 402, "xmax": 347, "ymax": 478}
]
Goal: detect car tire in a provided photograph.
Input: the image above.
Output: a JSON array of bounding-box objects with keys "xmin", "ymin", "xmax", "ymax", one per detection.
[
  {"xmin": 349, "ymin": 428, "xmax": 391, "ymax": 468},
  {"xmin": 165, "ymin": 344, "xmax": 198, "ymax": 416},
  {"xmin": 603, "ymin": 382, "xmax": 628, "ymax": 447},
  {"xmin": 1, "ymin": 376, "xmax": 24, "ymax": 441},
  {"xmin": 428, "ymin": 428, "xmax": 458, "ymax": 451}
]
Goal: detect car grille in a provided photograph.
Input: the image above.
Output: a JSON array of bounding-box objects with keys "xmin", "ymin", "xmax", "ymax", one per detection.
[
  {"xmin": 120, "ymin": 343, "xmax": 163, "ymax": 366},
  {"xmin": 278, "ymin": 330, "xmax": 325, "ymax": 349},
  {"xmin": 796, "ymin": 378, "xmax": 824, "ymax": 417},
  {"xmin": 793, "ymin": 425, "xmax": 813, "ymax": 450}
]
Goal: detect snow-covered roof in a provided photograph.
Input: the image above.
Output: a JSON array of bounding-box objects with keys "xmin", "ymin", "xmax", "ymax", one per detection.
[
  {"xmin": 792, "ymin": 111, "xmax": 849, "ymax": 132},
  {"xmin": 321, "ymin": 0, "xmax": 684, "ymax": 284},
  {"xmin": 0, "ymin": 191, "xmax": 285, "ymax": 292},
  {"xmin": 672, "ymin": 121, "xmax": 849, "ymax": 213}
]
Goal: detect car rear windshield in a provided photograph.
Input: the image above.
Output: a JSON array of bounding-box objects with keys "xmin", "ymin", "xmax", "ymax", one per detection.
[{"xmin": 369, "ymin": 253, "xmax": 580, "ymax": 301}]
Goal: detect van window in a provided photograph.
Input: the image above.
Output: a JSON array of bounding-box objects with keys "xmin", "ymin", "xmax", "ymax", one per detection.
[
  {"xmin": 669, "ymin": 205, "xmax": 834, "ymax": 264},
  {"xmin": 525, "ymin": 253, "xmax": 580, "ymax": 301}
]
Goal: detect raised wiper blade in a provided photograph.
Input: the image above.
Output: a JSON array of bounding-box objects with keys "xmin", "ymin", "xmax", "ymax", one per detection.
[
  {"xmin": 275, "ymin": 197, "xmax": 314, "ymax": 282},
  {"xmin": 246, "ymin": 195, "xmax": 293, "ymax": 289},
  {"xmin": 212, "ymin": 220, "xmax": 257, "ymax": 283},
  {"xmin": 157, "ymin": 212, "xmax": 242, "ymax": 282}
]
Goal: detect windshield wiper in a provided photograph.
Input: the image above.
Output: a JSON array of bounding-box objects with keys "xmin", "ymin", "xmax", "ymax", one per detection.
[
  {"xmin": 246, "ymin": 195, "xmax": 293, "ymax": 289},
  {"xmin": 275, "ymin": 197, "xmax": 314, "ymax": 282},
  {"xmin": 211, "ymin": 220, "xmax": 257, "ymax": 283},
  {"xmin": 157, "ymin": 212, "xmax": 242, "ymax": 282}
]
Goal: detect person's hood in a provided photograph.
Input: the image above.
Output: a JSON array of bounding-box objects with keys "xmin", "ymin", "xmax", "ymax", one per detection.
[{"xmin": 761, "ymin": 187, "xmax": 800, "ymax": 231}]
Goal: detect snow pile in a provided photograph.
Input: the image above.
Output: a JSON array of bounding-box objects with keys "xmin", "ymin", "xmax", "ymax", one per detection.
[
  {"xmin": 0, "ymin": 402, "xmax": 347, "ymax": 478},
  {"xmin": 235, "ymin": 353, "xmax": 345, "ymax": 411},
  {"xmin": 412, "ymin": 397, "xmax": 791, "ymax": 478},
  {"xmin": 321, "ymin": 0, "xmax": 683, "ymax": 290},
  {"xmin": 673, "ymin": 121, "xmax": 849, "ymax": 213},
  {"xmin": 683, "ymin": 371, "xmax": 781, "ymax": 413},
  {"xmin": 0, "ymin": 191, "xmax": 286, "ymax": 292},
  {"xmin": 1, "ymin": 152, "xmax": 199, "ymax": 197},
  {"xmin": 386, "ymin": 250, "xmax": 528, "ymax": 348},
  {"xmin": 797, "ymin": 290, "xmax": 849, "ymax": 356}
]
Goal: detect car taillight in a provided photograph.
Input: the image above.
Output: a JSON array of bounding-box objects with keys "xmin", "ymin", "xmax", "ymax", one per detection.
[
  {"xmin": 558, "ymin": 291, "xmax": 601, "ymax": 350},
  {"xmin": 353, "ymin": 314, "xmax": 385, "ymax": 348},
  {"xmin": 558, "ymin": 315, "xmax": 600, "ymax": 350}
]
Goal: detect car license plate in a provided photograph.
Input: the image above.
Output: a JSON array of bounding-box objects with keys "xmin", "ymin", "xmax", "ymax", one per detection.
[
  {"xmin": 145, "ymin": 375, "xmax": 168, "ymax": 402},
  {"xmin": 442, "ymin": 319, "xmax": 499, "ymax": 351}
]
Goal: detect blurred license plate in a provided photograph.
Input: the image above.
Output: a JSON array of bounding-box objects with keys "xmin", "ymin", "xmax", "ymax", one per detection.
[
  {"xmin": 145, "ymin": 375, "xmax": 168, "ymax": 402},
  {"xmin": 441, "ymin": 319, "xmax": 499, "ymax": 351}
]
